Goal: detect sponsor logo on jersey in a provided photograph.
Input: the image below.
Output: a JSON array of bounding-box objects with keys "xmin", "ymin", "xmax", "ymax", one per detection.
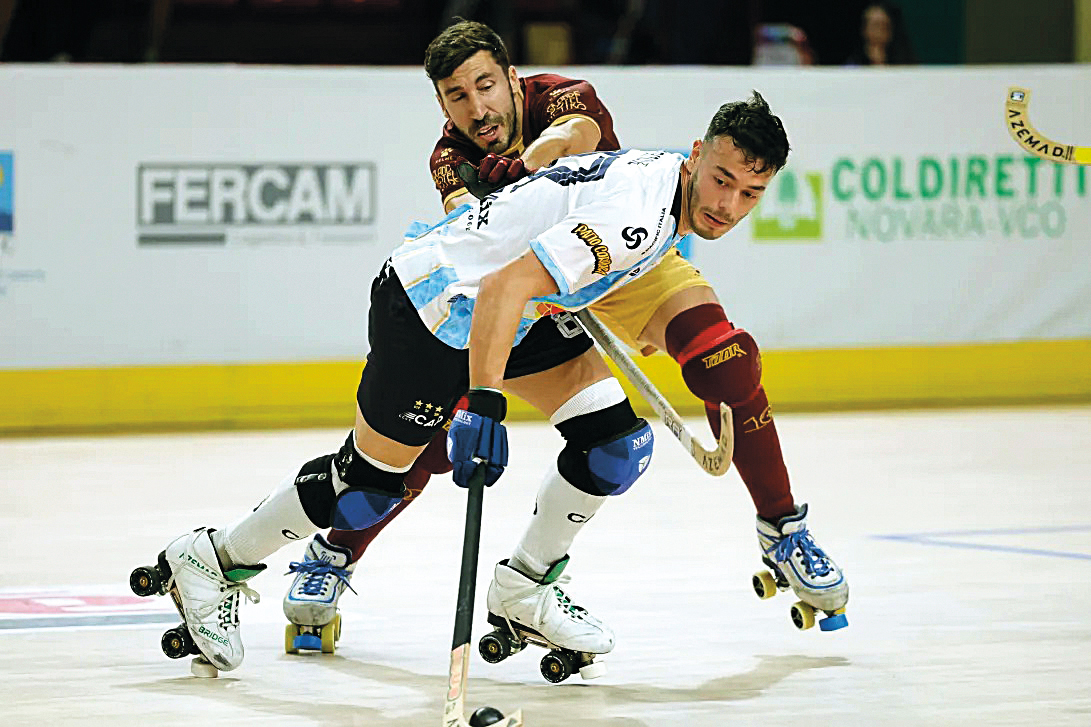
[
  {"xmin": 546, "ymin": 90, "xmax": 587, "ymax": 118},
  {"xmin": 632, "ymin": 429, "xmax": 653, "ymax": 449},
  {"xmin": 703, "ymin": 343, "xmax": 747, "ymax": 368},
  {"xmin": 627, "ymin": 151, "xmax": 665, "ymax": 167},
  {"xmin": 136, "ymin": 163, "xmax": 375, "ymax": 246},
  {"xmin": 571, "ymin": 223, "xmax": 612, "ymax": 275},
  {"xmin": 622, "ymin": 226, "xmax": 648, "ymax": 249},
  {"xmin": 432, "ymin": 164, "xmax": 459, "ymax": 192}
]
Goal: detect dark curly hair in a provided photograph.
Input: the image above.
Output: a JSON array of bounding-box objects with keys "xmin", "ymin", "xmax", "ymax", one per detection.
[
  {"xmin": 704, "ymin": 91, "xmax": 790, "ymax": 174},
  {"xmin": 424, "ymin": 20, "xmax": 510, "ymax": 85}
]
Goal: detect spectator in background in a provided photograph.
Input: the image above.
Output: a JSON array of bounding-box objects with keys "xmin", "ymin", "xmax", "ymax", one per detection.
[{"xmin": 845, "ymin": 1, "xmax": 914, "ymax": 66}]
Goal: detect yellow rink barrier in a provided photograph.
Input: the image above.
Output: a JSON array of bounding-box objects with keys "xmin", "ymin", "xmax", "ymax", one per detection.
[{"xmin": 2, "ymin": 338, "xmax": 1090, "ymax": 436}]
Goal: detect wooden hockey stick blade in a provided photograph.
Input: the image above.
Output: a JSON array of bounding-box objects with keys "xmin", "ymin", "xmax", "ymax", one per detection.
[
  {"xmin": 1005, "ymin": 87, "xmax": 1091, "ymax": 165},
  {"xmin": 443, "ymin": 466, "xmax": 525, "ymax": 727},
  {"xmin": 575, "ymin": 309, "xmax": 733, "ymax": 475}
]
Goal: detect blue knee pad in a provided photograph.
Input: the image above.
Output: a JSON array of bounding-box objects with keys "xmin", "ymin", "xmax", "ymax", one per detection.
[
  {"xmin": 585, "ymin": 419, "xmax": 654, "ymax": 496},
  {"xmin": 323, "ymin": 430, "xmax": 407, "ymax": 530},
  {"xmin": 330, "ymin": 487, "xmax": 402, "ymax": 531}
]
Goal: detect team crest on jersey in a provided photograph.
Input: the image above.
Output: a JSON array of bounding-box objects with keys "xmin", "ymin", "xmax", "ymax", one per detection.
[{"xmin": 571, "ymin": 223, "xmax": 612, "ymax": 275}]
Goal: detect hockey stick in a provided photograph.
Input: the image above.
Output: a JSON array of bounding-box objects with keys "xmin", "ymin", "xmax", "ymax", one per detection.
[
  {"xmin": 575, "ymin": 309, "xmax": 734, "ymax": 476},
  {"xmin": 444, "ymin": 464, "xmax": 523, "ymax": 727},
  {"xmin": 1005, "ymin": 87, "xmax": 1091, "ymax": 165}
]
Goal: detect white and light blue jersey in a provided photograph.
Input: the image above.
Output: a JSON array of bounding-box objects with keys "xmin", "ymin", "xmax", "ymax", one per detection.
[{"xmin": 390, "ymin": 149, "xmax": 689, "ymax": 349}]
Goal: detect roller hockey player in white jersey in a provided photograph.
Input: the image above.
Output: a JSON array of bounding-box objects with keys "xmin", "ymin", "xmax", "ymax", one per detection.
[{"xmin": 130, "ymin": 92, "xmax": 805, "ymax": 678}]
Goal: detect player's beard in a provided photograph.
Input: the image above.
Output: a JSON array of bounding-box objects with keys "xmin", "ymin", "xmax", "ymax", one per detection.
[
  {"xmin": 469, "ymin": 87, "xmax": 518, "ymax": 154},
  {"xmin": 685, "ymin": 171, "xmax": 736, "ymax": 240}
]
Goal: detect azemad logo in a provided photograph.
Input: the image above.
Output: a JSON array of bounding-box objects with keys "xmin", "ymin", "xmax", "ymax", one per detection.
[
  {"xmin": 0, "ymin": 152, "xmax": 12, "ymax": 234},
  {"xmin": 137, "ymin": 163, "xmax": 375, "ymax": 246},
  {"xmin": 752, "ymin": 169, "xmax": 823, "ymax": 241}
]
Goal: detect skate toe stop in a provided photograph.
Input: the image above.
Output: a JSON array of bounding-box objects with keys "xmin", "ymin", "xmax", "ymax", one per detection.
[
  {"xmin": 190, "ymin": 657, "xmax": 219, "ymax": 678},
  {"xmin": 819, "ymin": 610, "xmax": 849, "ymax": 631},
  {"xmin": 294, "ymin": 632, "xmax": 323, "ymax": 651},
  {"xmin": 579, "ymin": 660, "xmax": 607, "ymax": 680}
]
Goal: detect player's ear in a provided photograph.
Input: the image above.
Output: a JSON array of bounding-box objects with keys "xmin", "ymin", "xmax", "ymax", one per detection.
[
  {"xmin": 507, "ymin": 65, "xmax": 519, "ymax": 93},
  {"xmin": 686, "ymin": 140, "xmax": 702, "ymax": 171}
]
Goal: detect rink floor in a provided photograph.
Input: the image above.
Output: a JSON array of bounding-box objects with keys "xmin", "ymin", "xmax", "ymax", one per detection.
[{"xmin": 1, "ymin": 406, "xmax": 1089, "ymax": 726}]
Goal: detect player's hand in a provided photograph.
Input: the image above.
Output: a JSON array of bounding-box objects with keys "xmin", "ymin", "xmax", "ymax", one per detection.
[
  {"xmin": 456, "ymin": 154, "xmax": 530, "ymax": 200},
  {"xmin": 446, "ymin": 388, "xmax": 509, "ymax": 487}
]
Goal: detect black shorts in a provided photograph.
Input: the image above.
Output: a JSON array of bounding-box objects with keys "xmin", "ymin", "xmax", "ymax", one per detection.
[{"xmin": 357, "ymin": 262, "xmax": 594, "ymax": 446}]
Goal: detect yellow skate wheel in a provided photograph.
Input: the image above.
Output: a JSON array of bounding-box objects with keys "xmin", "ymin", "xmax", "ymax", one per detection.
[
  {"xmin": 321, "ymin": 619, "xmax": 337, "ymax": 654},
  {"xmin": 791, "ymin": 601, "xmax": 816, "ymax": 630},
  {"xmin": 285, "ymin": 624, "xmax": 302, "ymax": 654},
  {"xmin": 333, "ymin": 613, "xmax": 342, "ymax": 642},
  {"xmin": 752, "ymin": 570, "xmax": 778, "ymax": 600}
]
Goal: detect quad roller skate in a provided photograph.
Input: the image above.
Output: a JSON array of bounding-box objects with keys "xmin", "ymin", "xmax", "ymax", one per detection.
[
  {"xmin": 480, "ymin": 558, "xmax": 611, "ymax": 684},
  {"xmin": 283, "ymin": 534, "xmax": 355, "ymax": 655},
  {"xmin": 751, "ymin": 504, "xmax": 849, "ymax": 631},
  {"xmin": 129, "ymin": 527, "xmax": 264, "ymax": 677}
]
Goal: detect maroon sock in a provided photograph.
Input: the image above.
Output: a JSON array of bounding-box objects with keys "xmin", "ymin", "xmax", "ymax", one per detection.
[
  {"xmin": 327, "ymin": 463, "xmax": 432, "ymax": 563},
  {"xmin": 665, "ymin": 304, "xmax": 795, "ymax": 522}
]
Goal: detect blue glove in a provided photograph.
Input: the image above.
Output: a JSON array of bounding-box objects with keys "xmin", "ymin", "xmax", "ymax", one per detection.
[{"xmin": 447, "ymin": 388, "xmax": 509, "ymax": 487}]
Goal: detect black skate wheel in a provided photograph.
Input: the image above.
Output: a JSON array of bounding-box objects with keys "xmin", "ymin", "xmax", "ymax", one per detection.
[
  {"xmin": 540, "ymin": 650, "xmax": 573, "ymax": 683},
  {"xmin": 469, "ymin": 706, "xmax": 506, "ymax": 726},
  {"xmin": 161, "ymin": 625, "xmax": 194, "ymax": 659},
  {"xmin": 130, "ymin": 566, "xmax": 161, "ymax": 597},
  {"xmin": 478, "ymin": 631, "xmax": 511, "ymax": 664}
]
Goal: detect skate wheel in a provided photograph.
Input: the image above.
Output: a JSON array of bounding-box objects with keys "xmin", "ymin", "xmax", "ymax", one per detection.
[
  {"xmin": 333, "ymin": 612, "xmax": 342, "ymax": 642},
  {"xmin": 540, "ymin": 650, "xmax": 573, "ymax": 683},
  {"xmin": 320, "ymin": 619, "xmax": 337, "ymax": 654},
  {"xmin": 130, "ymin": 566, "xmax": 162, "ymax": 597},
  {"xmin": 791, "ymin": 601, "xmax": 816, "ymax": 630},
  {"xmin": 752, "ymin": 570, "xmax": 778, "ymax": 600},
  {"xmin": 819, "ymin": 608, "xmax": 849, "ymax": 631},
  {"xmin": 190, "ymin": 656, "xmax": 219, "ymax": 678},
  {"xmin": 478, "ymin": 631, "xmax": 511, "ymax": 664},
  {"xmin": 578, "ymin": 659, "xmax": 607, "ymax": 680},
  {"xmin": 161, "ymin": 625, "xmax": 194, "ymax": 659},
  {"xmin": 285, "ymin": 624, "xmax": 302, "ymax": 654}
]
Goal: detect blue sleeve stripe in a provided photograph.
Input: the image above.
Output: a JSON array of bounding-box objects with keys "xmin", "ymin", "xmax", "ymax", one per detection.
[{"xmin": 529, "ymin": 239, "xmax": 572, "ymax": 297}]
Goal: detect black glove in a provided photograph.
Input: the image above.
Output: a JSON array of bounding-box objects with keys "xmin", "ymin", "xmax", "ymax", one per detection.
[{"xmin": 456, "ymin": 154, "xmax": 529, "ymax": 200}]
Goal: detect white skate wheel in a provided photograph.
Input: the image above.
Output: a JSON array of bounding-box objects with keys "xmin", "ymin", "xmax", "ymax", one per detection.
[
  {"xmin": 578, "ymin": 660, "xmax": 607, "ymax": 680},
  {"xmin": 190, "ymin": 657, "xmax": 219, "ymax": 678}
]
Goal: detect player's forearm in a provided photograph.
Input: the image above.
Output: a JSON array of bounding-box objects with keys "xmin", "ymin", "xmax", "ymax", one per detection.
[
  {"xmin": 468, "ymin": 251, "xmax": 559, "ymax": 389},
  {"xmin": 521, "ymin": 118, "xmax": 601, "ymax": 170}
]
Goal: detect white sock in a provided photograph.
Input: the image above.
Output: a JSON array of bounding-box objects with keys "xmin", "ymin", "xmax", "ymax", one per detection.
[
  {"xmin": 511, "ymin": 464, "xmax": 606, "ymax": 579},
  {"xmin": 216, "ymin": 469, "xmax": 325, "ymax": 568}
]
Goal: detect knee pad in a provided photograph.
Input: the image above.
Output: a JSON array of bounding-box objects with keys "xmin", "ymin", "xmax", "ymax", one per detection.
[
  {"xmin": 294, "ymin": 432, "xmax": 406, "ymax": 531},
  {"xmin": 675, "ymin": 324, "xmax": 762, "ymax": 407},
  {"xmin": 556, "ymin": 400, "xmax": 654, "ymax": 496}
]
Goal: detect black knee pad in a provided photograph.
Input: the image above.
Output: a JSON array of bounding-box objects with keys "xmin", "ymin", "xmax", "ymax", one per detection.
[{"xmin": 295, "ymin": 432, "xmax": 406, "ymax": 530}]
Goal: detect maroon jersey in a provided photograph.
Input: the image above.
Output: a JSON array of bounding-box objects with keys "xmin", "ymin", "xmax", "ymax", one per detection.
[{"xmin": 429, "ymin": 74, "xmax": 620, "ymax": 207}]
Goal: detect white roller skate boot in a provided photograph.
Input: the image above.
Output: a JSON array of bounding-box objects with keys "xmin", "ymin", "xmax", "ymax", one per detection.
[
  {"xmin": 481, "ymin": 557, "xmax": 612, "ymax": 683},
  {"xmin": 161, "ymin": 527, "xmax": 263, "ymax": 674},
  {"xmin": 752, "ymin": 504, "xmax": 849, "ymax": 631},
  {"xmin": 283, "ymin": 533, "xmax": 356, "ymax": 654}
]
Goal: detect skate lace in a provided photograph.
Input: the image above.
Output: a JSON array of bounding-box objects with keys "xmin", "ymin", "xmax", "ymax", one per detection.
[
  {"xmin": 286, "ymin": 559, "xmax": 357, "ymax": 597},
  {"xmin": 770, "ymin": 527, "xmax": 833, "ymax": 578},
  {"xmin": 165, "ymin": 568, "xmax": 260, "ymax": 632},
  {"xmin": 215, "ymin": 583, "xmax": 260, "ymax": 631},
  {"xmin": 535, "ymin": 577, "xmax": 589, "ymax": 624}
]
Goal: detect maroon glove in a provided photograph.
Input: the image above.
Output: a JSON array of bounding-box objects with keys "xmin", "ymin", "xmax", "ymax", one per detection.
[{"xmin": 456, "ymin": 154, "xmax": 531, "ymax": 200}]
